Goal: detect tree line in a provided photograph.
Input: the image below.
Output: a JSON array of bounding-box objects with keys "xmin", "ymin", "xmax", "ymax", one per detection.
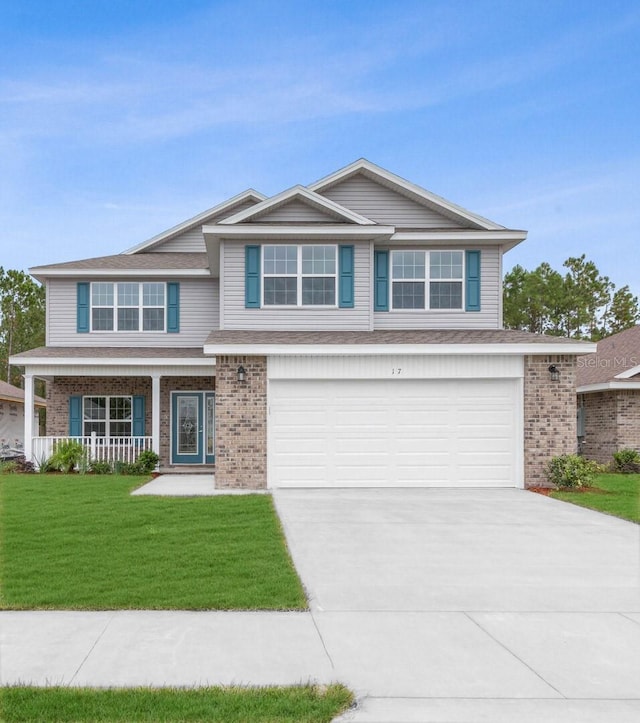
[{"xmin": 503, "ymin": 254, "xmax": 639, "ymax": 340}]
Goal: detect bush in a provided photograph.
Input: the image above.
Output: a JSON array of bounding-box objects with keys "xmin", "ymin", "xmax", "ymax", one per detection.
[
  {"xmin": 89, "ymin": 459, "xmax": 113, "ymax": 475},
  {"xmin": 136, "ymin": 450, "xmax": 159, "ymax": 473},
  {"xmin": 0, "ymin": 456, "xmax": 36, "ymax": 474},
  {"xmin": 49, "ymin": 440, "xmax": 87, "ymax": 474},
  {"xmin": 612, "ymin": 448, "xmax": 640, "ymax": 474},
  {"xmin": 546, "ymin": 454, "xmax": 603, "ymax": 489}
]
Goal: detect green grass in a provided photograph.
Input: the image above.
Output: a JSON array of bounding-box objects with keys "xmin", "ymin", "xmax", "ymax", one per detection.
[
  {"xmin": 0, "ymin": 474, "xmax": 307, "ymax": 610},
  {"xmin": 0, "ymin": 684, "xmax": 354, "ymax": 722},
  {"xmin": 551, "ymin": 473, "xmax": 640, "ymax": 523}
]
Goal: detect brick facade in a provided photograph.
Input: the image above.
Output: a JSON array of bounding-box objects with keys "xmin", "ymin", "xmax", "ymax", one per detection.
[
  {"xmin": 523, "ymin": 355, "xmax": 577, "ymax": 487},
  {"xmin": 47, "ymin": 377, "xmax": 152, "ymax": 437},
  {"xmin": 581, "ymin": 389, "xmax": 640, "ymax": 464},
  {"xmin": 47, "ymin": 375, "xmax": 215, "ymax": 469},
  {"xmin": 214, "ymin": 356, "xmax": 267, "ymax": 489}
]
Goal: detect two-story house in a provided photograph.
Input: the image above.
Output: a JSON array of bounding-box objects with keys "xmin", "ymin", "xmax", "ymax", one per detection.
[{"xmin": 11, "ymin": 160, "xmax": 595, "ymax": 488}]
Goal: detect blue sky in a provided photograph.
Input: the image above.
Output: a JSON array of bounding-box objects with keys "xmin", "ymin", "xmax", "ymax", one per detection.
[{"xmin": 1, "ymin": 0, "xmax": 639, "ymax": 294}]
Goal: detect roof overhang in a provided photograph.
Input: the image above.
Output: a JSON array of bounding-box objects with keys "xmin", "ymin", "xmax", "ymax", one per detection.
[
  {"xmin": 389, "ymin": 230, "xmax": 527, "ymax": 250},
  {"xmin": 614, "ymin": 363, "xmax": 640, "ymax": 379},
  {"xmin": 30, "ymin": 268, "xmax": 210, "ymax": 281},
  {"xmin": 204, "ymin": 341, "xmax": 597, "ymax": 357},
  {"xmin": 577, "ymin": 381, "xmax": 640, "ymax": 393}
]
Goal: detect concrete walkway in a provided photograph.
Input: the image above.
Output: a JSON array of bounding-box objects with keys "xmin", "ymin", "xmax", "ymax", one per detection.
[
  {"xmin": 1, "ymin": 488, "xmax": 639, "ymax": 722},
  {"xmin": 131, "ymin": 474, "xmax": 266, "ymax": 496}
]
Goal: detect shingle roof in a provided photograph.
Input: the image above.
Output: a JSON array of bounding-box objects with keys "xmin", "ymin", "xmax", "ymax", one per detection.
[
  {"xmin": 30, "ymin": 253, "xmax": 209, "ymax": 272},
  {"xmin": 10, "ymin": 347, "xmax": 209, "ymax": 360},
  {"xmin": 0, "ymin": 379, "xmax": 46, "ymax": 405},
  {"xmin": 576, "ymin": 325, "xmax": 640, "ymax": 386},
  {"xmin": 204, "ymin": 329, "xmax": 591, "ymax": 346}
]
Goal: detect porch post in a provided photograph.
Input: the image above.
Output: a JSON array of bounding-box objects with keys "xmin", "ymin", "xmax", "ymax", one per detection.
[
  {"xmin": 23, "ymin": 373, "xmax": 35, "ymax": 462},
  {"xmin": 151, "ymin": 374, "xmax": 161, "ymax": 456}
]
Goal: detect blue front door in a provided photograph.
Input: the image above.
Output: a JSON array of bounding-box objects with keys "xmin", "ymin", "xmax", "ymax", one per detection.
[{"xmin": 171, "ymin": 392, "xmax": 215, "ymax": 465}]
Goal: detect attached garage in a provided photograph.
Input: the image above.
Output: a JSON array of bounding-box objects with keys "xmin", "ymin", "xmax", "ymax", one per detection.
[{"xmin": 267, "ymin": 356, "xmax": 523, "ymax": 488}]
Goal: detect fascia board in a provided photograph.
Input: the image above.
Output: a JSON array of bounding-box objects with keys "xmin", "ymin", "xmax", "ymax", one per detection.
[
  {"xmin": 29, "ymin": 268, "xmax": 211, "ymax": 280},
  {"xmin": 121, "ymin": 189, "xmax": 267, "ymax": 254},
  {"xmin": 203, "ymin": 224, "xmax": 395, "ymax": 241},
  {"xmin": 9, "ymin": 355, "xmax": 215, "ymax": 367},
  {"xmin": 310, "ymin": 159, "xmax": 505, "ymax": 231},
  {"xmin": 578, "ymin": 381, "xmax": 640, "ymax": 392},
  {"xmin": 203, "ymin": 342, "xmax": 597, "ymax": 357},
  {"xmin": 219, "ymin": 185, "xmax": 376, "ymax": 226},
  {"xmin": 390, "ymin": 230, "xmax": 528, "ymax": 245},
  {"xmin": 614, "ymin": 364, "xmax": 640, "ymax": 379}
]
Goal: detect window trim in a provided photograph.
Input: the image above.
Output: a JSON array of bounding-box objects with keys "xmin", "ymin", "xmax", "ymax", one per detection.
[
  {"xmin": 390, "ymin": 250, "xmax": 465, "ymax": 311},
  {"xmin": 82, "ymin": 395, "xmax": 133, "ymax": 439},
  {"xmin": 262, "ymin": 244, "xmax": 338, "ymax": 307},
  {"xmin": 89, "ymin": 282, "xmax": 167, "ymax": 332}
]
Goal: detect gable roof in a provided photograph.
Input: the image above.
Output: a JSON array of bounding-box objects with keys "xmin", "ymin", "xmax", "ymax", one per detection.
[
  {"xmin": 0, "ymin": 380, "xmax": 46, "ymax": 407},
  {"xmin": 310, "ymin": 158, "xmax": 505, "ymax": 231},
  {"xmin": 123, "ymin": 189, "xmax": 266, "ymax": 254},
  {"xmin": 219, "ymin": 185, "xmax": 376, "ymax": 225},
  {"xmin": 577, "ymin": 325, "xmax": 640, "ymax": 390}
]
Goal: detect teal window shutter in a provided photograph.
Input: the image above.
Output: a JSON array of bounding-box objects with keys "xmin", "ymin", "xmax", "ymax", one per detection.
[
  {"xmin": 77, "ymin": 282, "xmax": 90, "ymax": 333},
  {"xmin": 245, "ymin": 245, "xmax": 261, "ymax": 308},
  {"xmin": 374, "ymin": 250, "xmax": 389, "ymax": 311},
  {"xmin": 338, "ymin": 245, "xmax": 354, "ymax": 308},
  {"xmin": 465, "ymin": 250, "xmax": 481, "ymax": 312},
  {"xmin": 69, "ymin": 396, "xmax": 82, "ymax": 436},
  {"xmin": 132, "ymin": 395, "xmax": 145, "ymax": 436},
  {"xmin": 167, "ymin": 282, "xmax": 180, "ymax": 332}
]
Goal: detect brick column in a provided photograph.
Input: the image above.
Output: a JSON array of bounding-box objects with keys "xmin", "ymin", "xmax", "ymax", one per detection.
[
  {"xmin": 214, "ymin": 356, "xmax": 267, "ymax": 489},
  {"xmin": 523, "ymin": 354, "xmax": 577, "ymax": 487}
]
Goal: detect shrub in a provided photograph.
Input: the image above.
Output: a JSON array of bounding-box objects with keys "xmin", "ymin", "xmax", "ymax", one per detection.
[
  {"xmin": 0, "ymin": 459, "xmax": 18, "ymax": 474},
  {"xmin": 89, "ymin": 459, "xmax": 113, "ymax": 475},
  {"xmin": 49, "ymin": 440, "xmax": 87, "ymax": 474},
  {"xmin": 612, "ymin": 448, "xmax": 640, "ymax": 474},
  {"xmin": 546, "ymin": 454, "xmax": 603, "ymax": 489},
  {"xmin": 136, "ymin": 450, "xmax": 160, "ymax": 473}
]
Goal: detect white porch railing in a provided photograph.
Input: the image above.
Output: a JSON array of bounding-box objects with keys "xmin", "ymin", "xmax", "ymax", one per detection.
[{"xmin": 32, "ymin": 434, "xmax": 154, "ymax": 466}]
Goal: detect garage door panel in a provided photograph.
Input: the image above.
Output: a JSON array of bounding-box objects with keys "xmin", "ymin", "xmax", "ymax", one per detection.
[{"xmin": 269, "ymin": 378, "xmax": 518, "ymax": 488}]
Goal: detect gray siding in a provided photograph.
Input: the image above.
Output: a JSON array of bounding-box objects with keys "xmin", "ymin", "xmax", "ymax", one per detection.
[
  {"xmin": 250, "ymin": 200, "xmax": 342, "ymax": 223},
  {"xmin": 374, "ymin": 247, "xmax": 502, "ymax": 330},
  {"xmin": 320, "ymin": 174, "xmax": 466, "ymax": 228},
  {"xmin": 47, "ymin": 278, "xmax": 220, "ymax": 347},
  {"xmin": 222, "ymin": 241, "xmax": 372, "ymax": 331},
  {"xmin": 151, "ymin": 199, "xmax": 259, "ymax": 252},
  {"xmin": 154, "ymin": 228, "xmax": 206, "ymax": 252}
]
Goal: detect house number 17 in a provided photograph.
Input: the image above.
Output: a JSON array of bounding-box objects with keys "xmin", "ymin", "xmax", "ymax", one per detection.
[{"xmin": 391, "ymin": 368, "xmax": 403, "ymax": 375}]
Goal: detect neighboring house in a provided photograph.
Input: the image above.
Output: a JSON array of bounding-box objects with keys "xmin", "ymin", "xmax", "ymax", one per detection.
[
  {"xmin": 576, "ymin": 325, "xmax": 640, "ymax": 463},
  {"xmin": 0, "ymin": 380, "xmax": 45, "ymax": 455},
  {"xmin": 10, "ymin": 159, "xmax": 595, "ymax": 487}
]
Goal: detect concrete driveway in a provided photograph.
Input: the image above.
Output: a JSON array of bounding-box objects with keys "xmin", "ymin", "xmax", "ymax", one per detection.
[{"xmin": 273, "ymin": 488, "xmax": 640, "ymax": 722}]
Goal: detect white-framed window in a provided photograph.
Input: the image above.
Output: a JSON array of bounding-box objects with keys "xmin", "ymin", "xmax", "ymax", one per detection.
[
  {"xmin": 391, "ymin": 250, "xmax": 463, "ymax": 310},
  {"xmin": 83, "ymin": 396, "xmax": 132, "ymax": 437},
  {"xmin": 263, "ymin": 245, "xmax": 337, "ymax": 306},
  {"xmin": 90, "ymin": 282, "xmax": 166, "ymax": 331}
]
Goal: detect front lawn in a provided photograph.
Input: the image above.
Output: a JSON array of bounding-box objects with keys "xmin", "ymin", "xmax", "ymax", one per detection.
[
  {"xmin": 551, "ymin": 473, "xmax": 640, "ymax": 523},
  {"xmin": 0, "ymin": 684, "xmax": 353, "ymax": 723},
  {"xmin": 0, "ymin": 475, "xmax": 307, "ymax": 610}
]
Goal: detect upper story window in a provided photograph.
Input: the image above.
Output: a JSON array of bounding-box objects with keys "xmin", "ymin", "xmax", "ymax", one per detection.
[
  {"xmin": 391, "ymin": 251, "xmax": 463, "ymax": 310},
  {"xmin": 91, "ymin": 282, "xmax": 166, "ymax": 331},
  {"xmin": 263, "ymin": 245, "xmax": 337, "ymax": 306}
]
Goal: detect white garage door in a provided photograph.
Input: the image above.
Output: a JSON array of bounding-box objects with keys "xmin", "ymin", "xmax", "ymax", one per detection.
[{"xmin": 268, "ymin": 378, "xmax": 520, "ymax": 488}]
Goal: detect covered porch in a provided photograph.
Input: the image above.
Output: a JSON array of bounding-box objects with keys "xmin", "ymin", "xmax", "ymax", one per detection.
[{"xmin": 10, "ymin": 347, "xmax": 215, "ymax": 469}]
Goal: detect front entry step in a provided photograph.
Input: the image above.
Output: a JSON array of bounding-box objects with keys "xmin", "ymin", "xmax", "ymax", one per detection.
[{"xmin": 158, "ymin": 466, "xmax": 215, "ymax": 475}]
